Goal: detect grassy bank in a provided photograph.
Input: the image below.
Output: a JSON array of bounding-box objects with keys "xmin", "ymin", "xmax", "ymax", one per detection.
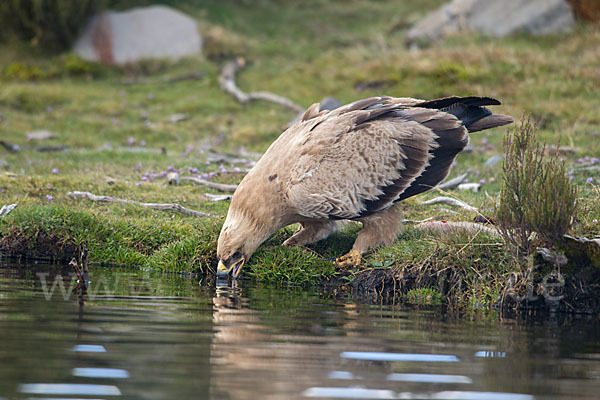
[{"xmin": 1, "ymin": 0, "xmax": 599, "ymax": 310}]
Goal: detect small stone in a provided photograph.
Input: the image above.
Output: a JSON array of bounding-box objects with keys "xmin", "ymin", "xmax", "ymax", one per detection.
[
  {"xmin": 484, "ymin": 155, "xmax": 503, "ymax": 167},
  {"xmin": 458, "ymin": 183, "xmax": 481, "ymax": 192},
  {"xmin": 167, "ymin": 171, "xmax": 180, "ymax": 185},
  {"xmin": 168, "ymin": 113, "xmax": 189, "ymax": 123}
]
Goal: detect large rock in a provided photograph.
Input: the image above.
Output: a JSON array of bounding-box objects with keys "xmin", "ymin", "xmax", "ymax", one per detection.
[
  {"xmin": 407, "ymin": 0, "xmax": 576, "ymax": 46},
  {"xmin": 74, "ymin": 6, "xmax": 202, "ymax": 65}
]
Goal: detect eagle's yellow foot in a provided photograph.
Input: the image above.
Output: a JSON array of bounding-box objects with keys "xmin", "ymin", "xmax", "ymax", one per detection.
[{"xmin": 335, "ymin": 249, "xmax": 362, "ymax": 268}]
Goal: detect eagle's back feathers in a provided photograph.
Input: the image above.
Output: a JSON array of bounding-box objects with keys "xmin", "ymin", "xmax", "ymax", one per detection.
[{"xmin": 237, "ymin": 96, "xmax": 512, "ymax": 223}]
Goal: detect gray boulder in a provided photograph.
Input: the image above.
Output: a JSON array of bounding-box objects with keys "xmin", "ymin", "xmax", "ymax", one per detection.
[
  {"xmin": 288, "ymin": 97, "xmax": 343, "ymax": 127},
  {"xmin": 407, "ymin": 0, "xmax": 575, "ymax": 46},
  {"xmin": 74, "ymin": 5, "xmax": 202, "ymax": 65}
]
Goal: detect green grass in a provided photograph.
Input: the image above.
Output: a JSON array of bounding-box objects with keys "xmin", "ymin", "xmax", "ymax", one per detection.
[{"xmin": 1, "ymin": 1, "xmax": 599, "ymax": 306}]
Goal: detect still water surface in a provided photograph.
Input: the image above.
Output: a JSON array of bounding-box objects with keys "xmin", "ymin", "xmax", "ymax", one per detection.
[{"xmin": 0, "ymin": 262, "xmax": 599, "ymax": 399}]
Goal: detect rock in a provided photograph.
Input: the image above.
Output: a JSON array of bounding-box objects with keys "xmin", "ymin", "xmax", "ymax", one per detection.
[
  {"xmin": 288, "ymin": 97, "xmax": 342, "ymax": 127},
  {"xmin": 537, "ymin": 247, "xmax": 568, "ymax": 267},
  {"xmin": 318, "ymin": 97, "xmax": 343, "ymax": 112},
  {"xmin": 567, "ymin": 0, "xmax": 600, "ymax": 21},
  {"xmin": 74, "ymin": 6, "xmax": 202, "ymax": 65},
  {"xmin": 167, "ymin": 172, "xmax": 180, "ymax": 185},
  {"xmin": 484, "ymin": 155, "xmax": 504, "ymax": 167},
  {"xmin": 167, "ymin": 113, "xmax": 189, "ymax": 123},
  {"xmin": 407, "ymin": 0, "xmax": 576, "ymax": 46},
  {"xmin": 458, "ymin": 182, "xmax": 481, "ymax": 192},
  {"xmin": 562, "ymin": 235, "xmax": 600, "ymax": 268}
]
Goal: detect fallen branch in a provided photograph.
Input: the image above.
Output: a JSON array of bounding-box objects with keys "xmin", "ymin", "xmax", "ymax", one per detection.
[
  {"xmin": 0, "ymin": 203, "xmax": 17, "ymax": 217},
  {"xmin": 67, "ymin": 191, "xmax": 210, "ymax": 217},
  {"xmin": 414, "ymin": 221, "xmax": 499, "ymax": 236},
  {"xmin": 120, "ymin": 70, "xmax": 205, "ymax": 85},
  {"xmin": 0, "ymin": 140, "xmax": 20, "ymax": 152},
  {"xmin": 437, "ymin": 173, "xmax": 468, "ymax": 190},
  {"xmin": 218, "ymin": 58, "xmax": 304, "ymax": 113},
  {"xmin": 204, "ymin": 193, "xmax": 233, "ymax": 202},
  {"xmin": 421, "ymin": 196, "xmax": 478, "ymax": 212},
  {"xmin": 36, "ymin": 145, "xmax": 69, "ymax": 152},
  {"xmin": 181, "ymin": 176, "xmax": 238, "ymax": 192}
]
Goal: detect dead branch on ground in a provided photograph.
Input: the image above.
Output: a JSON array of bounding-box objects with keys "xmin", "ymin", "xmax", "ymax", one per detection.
[
  {"xmin": 67, "ymin": 191, "xmax": 211, "ymax": 217},
  {"xmin": 181, "ymin": 176, "xmax": 238, "ymax": 192},
  {"xmin": 218, "ymin": 57, "xmax": 304, "ymax": 113},
  {"xmin": 421, "ymin": 196, "xmax": 478, "ymax": 212}
]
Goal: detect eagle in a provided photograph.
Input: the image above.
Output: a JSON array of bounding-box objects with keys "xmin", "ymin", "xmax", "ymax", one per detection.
[{"xmin": 217, "ymin": 96, "xmax": 513, "ymax": 278}]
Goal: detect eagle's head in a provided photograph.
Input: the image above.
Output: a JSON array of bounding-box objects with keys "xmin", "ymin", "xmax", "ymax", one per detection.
[{"xmin": 216, "ymin": 206, "xmax": 274, "ymax": 279}]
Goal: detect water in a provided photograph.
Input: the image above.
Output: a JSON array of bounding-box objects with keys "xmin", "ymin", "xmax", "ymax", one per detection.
[{"xmin": 1, "ymin": 263, "xmax": 599, "ymax": 399}]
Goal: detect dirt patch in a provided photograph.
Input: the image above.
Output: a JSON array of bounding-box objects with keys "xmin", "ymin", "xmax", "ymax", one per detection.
[{"xmin": 0, "ymin": 228, "xmax": 78, "ymax": 262}]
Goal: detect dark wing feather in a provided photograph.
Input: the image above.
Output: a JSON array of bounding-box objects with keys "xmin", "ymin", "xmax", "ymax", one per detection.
[
  {"xmin": 398, "ymin": 96, "xmax": 512, "ymax": 200},
  {"xmin": 418, "ymin": 96, "xmax": 501, "ymax": 109}
]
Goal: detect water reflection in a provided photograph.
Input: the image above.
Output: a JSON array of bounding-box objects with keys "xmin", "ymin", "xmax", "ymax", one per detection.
[
  {"xmin": 19, "ymin": 383, "xmax": 121, "ymax": 396},
  {"xmin": 0, "ymin": 262, "xmax": 599, "ymax": 399}
]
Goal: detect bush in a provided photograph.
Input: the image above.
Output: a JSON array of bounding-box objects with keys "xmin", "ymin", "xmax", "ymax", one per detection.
[
  {"xmin": 496, "ymin": 116, "xmax": 577, "ymax": 256},
  {"xmin": 0, "ymin": 0, "xmax": 105, "ymax": 51},
  {"xmin": 0, "ymin": 1, "xmax": 156, "ymax": 52}
]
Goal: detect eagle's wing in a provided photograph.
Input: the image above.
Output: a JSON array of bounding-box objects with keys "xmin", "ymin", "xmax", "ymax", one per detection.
[{"xmin": 286, "ymin": 97, "xmax": 467, "ymax": 220}]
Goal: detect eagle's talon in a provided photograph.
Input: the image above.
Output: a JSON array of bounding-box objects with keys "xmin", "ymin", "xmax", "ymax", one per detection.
[
  {"xmin": 335, "ymin": 249, "xmax": 362, "ymax": 268},
  {"xmin": 282, "ymin": 238, "xmax": 297, "ymax": 247}
]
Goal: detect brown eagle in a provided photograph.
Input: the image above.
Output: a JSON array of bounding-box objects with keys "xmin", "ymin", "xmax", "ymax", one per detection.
[{"xmin": 217, "ymin": 96, "xmax": 512, "ymax": 278}]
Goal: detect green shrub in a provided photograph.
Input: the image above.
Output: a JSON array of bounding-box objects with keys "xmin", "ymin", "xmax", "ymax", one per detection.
[
  {"xmin": 3, "ymin": 62, "xmax": 50, "ymax": 80},
  {"xmin": 496, "ymin": 116, "xmax": 577, "ymax": 256},
  {"xmin": 0, "ymin": 0, "xmax": 103, "ymax": 51}
]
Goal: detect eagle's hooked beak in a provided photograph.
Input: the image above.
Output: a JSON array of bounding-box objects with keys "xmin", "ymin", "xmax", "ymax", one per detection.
[{"xmin": 217, "ymin": 257, "xmax": 245, "ymax": 279}]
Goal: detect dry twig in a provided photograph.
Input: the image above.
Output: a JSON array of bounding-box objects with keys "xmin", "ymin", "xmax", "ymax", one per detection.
[
  {"xmin": 0, "ymin": 203, "xmax": 17, "ymax": 217},
  {"xmin": 437, "ymin": 173, "xmax": 468, "ymax": 190},
  {"xmin": 67, "ymin": 191, "xmax": 210, "ymax": 217},
  {"xmin": 421, "ymin": 196, "xmax": 478, "ymax": 212},
  {"xmin": 218, "ymin": 58, "xmax": 304, "ymax": 113},
  {"xmin": 181, "ymin": 176, "xmax": 238, "ymax": 192},
  {"xmin": 204, "ymin": 193, "xmax": 233, "ymax": 202}
]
